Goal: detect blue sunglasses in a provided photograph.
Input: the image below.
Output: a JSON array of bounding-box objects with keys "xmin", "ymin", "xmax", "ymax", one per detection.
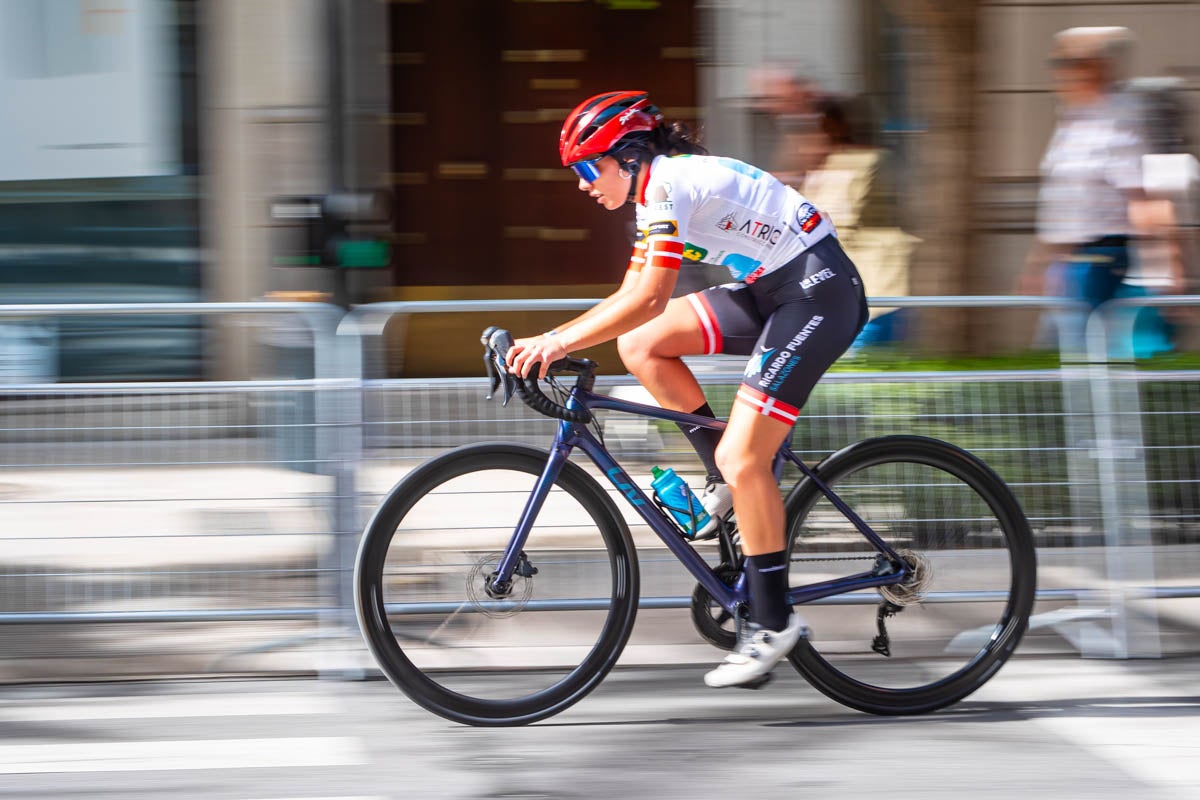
[{"xmin": 569, "ymin": 158, "xmax": 602, "ymax": 183}]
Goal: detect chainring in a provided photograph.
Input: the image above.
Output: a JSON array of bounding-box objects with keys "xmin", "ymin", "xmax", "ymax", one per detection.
[{"xmin": 689, "ymin": 566, "xmax": 742, "ymax": 650}]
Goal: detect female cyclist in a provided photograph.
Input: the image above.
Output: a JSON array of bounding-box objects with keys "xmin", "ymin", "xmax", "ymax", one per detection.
[{"xmin": 506, "ymin": 91, "xmax": 868, "ymax": 688}]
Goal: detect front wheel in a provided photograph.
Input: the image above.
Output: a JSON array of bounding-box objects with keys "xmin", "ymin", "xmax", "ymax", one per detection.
[
  {"xmin": 784, "ymin": 435, "xmax": 1036, "ymax": 715},
  {"xmin": 355, "ymin": 443, "xmax": 639, "ymax": 726}
]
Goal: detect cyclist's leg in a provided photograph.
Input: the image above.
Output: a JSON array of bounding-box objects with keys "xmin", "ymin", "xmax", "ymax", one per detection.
[
  {"xmin": 615, "ymin": 296, "xmax": 708, "ymax": 411},
  {"xmin": 703, "ymin": 404, "xmax": 803, "ymax": 688},
  {"xmin": 705, "ymin": 241, "xmax": 868, "ymax": 688},
  {"xmin": 617, "ymin": 283, "xmax": 762, "ymax": 411},
  {"xmin": 620, "ymin": 285, "xmax": 763, "ymax": 517},
  {"xmin": 715, "ymin": 405, "xmax": 792, "ymax": 556},
  {"xmin": 724, "ymin": 240, "xmax": 868, "ymax": 552},
  {"xmin": 703, "ymin": 414, "xmax": 806, "ymax": 691}
]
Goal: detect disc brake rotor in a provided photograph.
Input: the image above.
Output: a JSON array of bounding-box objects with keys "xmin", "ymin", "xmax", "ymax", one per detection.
[{"xmin": 466, "ymin": 552, "xmax": 534, "ymax": 618}]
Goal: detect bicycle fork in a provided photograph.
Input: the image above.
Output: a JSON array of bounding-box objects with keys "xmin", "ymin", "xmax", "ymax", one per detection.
[{"xmin": 487, "ymin": 441, "xmax": 573, "ymax": 596}]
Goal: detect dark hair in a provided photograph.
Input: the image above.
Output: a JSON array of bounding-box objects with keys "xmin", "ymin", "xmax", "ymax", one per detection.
[
  {"xmin": 1124, "ymin": 78, "xmax": 1190, "ymax": 154},
  {"xmin": 813, "ymin": 93, "xmax": 881, "ymax": 148},
  {"xmin": 617, "ymin": 119, "xmax": 708, "ymax": 165},
  {"xmin": 815, "ymin": 95, "xmax": 854, "ymax": 146},
  {"xmin": 654, "ymin": 120, "xmax": 709, "ymax": 156}
]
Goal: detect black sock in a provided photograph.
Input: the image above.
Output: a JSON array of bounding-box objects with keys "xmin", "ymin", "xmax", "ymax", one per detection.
[
  {"xmin": 676, "ymin": 402, "xmax": 723, "ymax": 484},
  {"xmin": 746, "ymin": 551, "xmax": 791, "ymax": 632}
]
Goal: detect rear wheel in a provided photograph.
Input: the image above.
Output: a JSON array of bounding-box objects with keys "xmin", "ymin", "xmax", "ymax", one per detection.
[
  {"xmin": 784, "ymin": 435, "xmax": 1036, "ymax": 715},
  {"xmin": 355, "ymin": 443, "xmax": 639, "ymax": 726}
]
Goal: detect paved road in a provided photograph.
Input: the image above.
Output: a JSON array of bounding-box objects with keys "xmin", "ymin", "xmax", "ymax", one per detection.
[{"xmin": 1, "ymin": 654, "xmax": 1198, "ymax": 800}]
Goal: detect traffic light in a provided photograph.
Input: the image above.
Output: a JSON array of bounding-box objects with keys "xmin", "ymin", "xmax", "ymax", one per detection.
[
  {"xmin": 314, "ymin": 190, "xmax": 392, "ymax": 269},
  {"xmin": 270, "ymin": 190, "xmax": 392, "ymax": 270}
]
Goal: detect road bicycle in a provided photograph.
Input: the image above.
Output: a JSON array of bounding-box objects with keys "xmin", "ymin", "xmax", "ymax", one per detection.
[{"xmin": 355, "ymin": 327, "xmax": 1037, "ymax": 726}]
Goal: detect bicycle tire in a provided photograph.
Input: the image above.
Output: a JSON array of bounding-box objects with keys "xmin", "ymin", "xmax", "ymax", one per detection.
[
  {"xmin": 783, "ymin": 435, "xmax": 1036, "ymax": 715},
  {"xmin": 355, "ymin": 443, "xmax": 639, "ymax": 726}
]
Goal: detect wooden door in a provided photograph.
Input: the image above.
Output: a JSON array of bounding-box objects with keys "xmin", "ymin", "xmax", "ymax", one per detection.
[{"xmin": 386, "ymin": 0, "xmax": 699, "ymax": 288}]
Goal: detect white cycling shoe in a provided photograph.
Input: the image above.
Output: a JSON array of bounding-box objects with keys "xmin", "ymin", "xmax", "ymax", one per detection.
[
  {"xmin": 694, "ymin": 480, "xmax": 734, "ymax": 538},
  {"xmin": 703, "ymin": 612, "xmax": 808, "ymax": 689}
]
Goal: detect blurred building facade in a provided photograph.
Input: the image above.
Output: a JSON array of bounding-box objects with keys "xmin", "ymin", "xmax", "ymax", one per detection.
[
  {"xmin": 1, "ymin": 1, "xmax": 1197, "ymax": 378},
  {"xmin": 0, "ymin": 0, "xmax": 202, "ymax": 379},
  {"xmin": 974, "ymin": 0, "xmax": 1200, "ymax": 351}
]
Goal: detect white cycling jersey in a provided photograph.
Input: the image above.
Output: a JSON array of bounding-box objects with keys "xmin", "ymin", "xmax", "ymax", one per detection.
[{"xmin": 631, "ymin": 154, "xmax": 836, "ymax": 283}]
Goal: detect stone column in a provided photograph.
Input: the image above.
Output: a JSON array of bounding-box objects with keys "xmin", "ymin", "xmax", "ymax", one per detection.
[
  {"xmin": 200, "ymin": 0, "xmax": 331, "ymax": 379},
  {"xmin": 886, "ymin": 0, "xmax": 979, "ymax": 351}
]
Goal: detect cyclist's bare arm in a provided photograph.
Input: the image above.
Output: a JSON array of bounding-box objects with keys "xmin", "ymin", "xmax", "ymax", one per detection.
[
  {"xmin": 508, "ymin": 263, "xmax": 677, "ymax": 378},
  {"xmin": 540, "ymin": 261, "xmax": 644, "ymax": 338}
]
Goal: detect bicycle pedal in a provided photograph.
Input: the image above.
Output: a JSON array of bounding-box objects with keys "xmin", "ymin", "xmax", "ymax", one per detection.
[{"xmin": 734, "ymin": 672, "xmax": 774, "ymax": 691}]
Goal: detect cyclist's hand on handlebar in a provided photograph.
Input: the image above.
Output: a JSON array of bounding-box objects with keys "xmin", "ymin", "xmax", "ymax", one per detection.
[{"xmin": 506, "ymin": 333, "xmax": 568, "ymax": 380}]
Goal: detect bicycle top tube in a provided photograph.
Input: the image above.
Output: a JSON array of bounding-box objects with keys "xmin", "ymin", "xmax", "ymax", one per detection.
[{"xmin": 575, "ymin": 387, "xmax": 727, "ymax": 433}]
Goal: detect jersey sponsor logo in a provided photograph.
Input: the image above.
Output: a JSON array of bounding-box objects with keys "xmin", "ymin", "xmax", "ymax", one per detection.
[
  {"xmin": 650, "ymin": 182, "xmax": 674, "ymax": 212},
  {"xmin": 758, "ymin": 315, "xmax": 824, "ymax": 392},
  {"xmin": 800, "ymin": 267, "xmax": 836, "ymax": 290},
  {"xmin": 744, "ymin": 265, "xmax": 768, "ymax": 283},
  {"xmin": 715, "ymin": 211, "xmax": 783, "ymax": 245},
  {"xmin": 647, "ymin": 220, "xmax": 679, "ymax": 237},
  {"xmin": 682, "ymin": 242, "xmax": 708, "ymax": 262},
  {"xmin": 720, "ymin": 252, "xmax": 762, "ymax": 279},
  {"xmin": 743, "ymin": 346, "xmax": 775, "ymax": 379},
  {"xmin": 797, "ymin": 203, "xmax": 823, "ymax": 234}
]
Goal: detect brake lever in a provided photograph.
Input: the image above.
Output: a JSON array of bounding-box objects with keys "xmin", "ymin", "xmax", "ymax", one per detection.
[
  {"xmin": 483, "ymin": 350, "xmax": 501, "ymax": 401},
  {"xmin": 499, "ymin": 359, "xmax": 516, "ymax": 407},
  {"xmin": 483, "ymin": 349, "xmax": 517, "ymax": 407}
]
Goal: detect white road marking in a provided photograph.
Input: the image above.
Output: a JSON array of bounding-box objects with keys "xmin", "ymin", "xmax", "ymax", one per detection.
[
  {"xmin": 0, "ymin": 693, "xmax": 341, "ymax": 722},
  {"xmin": 0, "ymin": 737, "xmax": 366, "ymax": 774}
]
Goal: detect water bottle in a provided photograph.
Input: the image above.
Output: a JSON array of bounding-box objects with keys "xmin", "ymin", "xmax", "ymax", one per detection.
[{"xmin": 650, "ymin": 466, "xmax": 711, "ymax": 537}]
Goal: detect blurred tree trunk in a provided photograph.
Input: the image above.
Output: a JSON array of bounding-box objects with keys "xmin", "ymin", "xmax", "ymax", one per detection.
[{"xmin": 885, "ymin": 0, "xmax": 980, "ymax": 352}]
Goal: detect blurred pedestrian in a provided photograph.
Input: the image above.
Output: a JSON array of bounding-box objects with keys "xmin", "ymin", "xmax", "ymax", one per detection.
[
  {"xmin": 1018, "ymin": 27, "xmax": 1184, "ymax": 355},
  {"xmin": 800, "ymin": 93, "xmax": 919, "ymax": 349},
  {"xmin": 745, "ymin": 64, "xmax": 827, "ymax": 187},
  {"xmin": 1115, "ymin": 77, "xmax": 1197, "ymax": 357}
]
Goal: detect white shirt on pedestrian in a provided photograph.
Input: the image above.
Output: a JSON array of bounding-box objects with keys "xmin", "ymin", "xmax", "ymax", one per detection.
[{"xmin": 1036, "ymin": 94, "xmax": 1147, "ymax": 245}]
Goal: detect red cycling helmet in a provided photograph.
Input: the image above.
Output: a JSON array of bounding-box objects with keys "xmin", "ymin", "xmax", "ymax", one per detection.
[{"xmin": 559, "ymin": 91, "xmax": 663, "ymax": 168}]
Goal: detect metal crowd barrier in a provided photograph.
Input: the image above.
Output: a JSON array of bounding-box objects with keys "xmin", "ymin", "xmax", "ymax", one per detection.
[
  {"xmin": 0, "ymin": 302, "xmax": 355, "ymax": 680},
  {"xmin": 339, "ymin": 295, "xmax": 1198, "ymax": 662},
  {"xmin": 1082, "ymin": 296, "xmax": 1200, "ymax": 658},
  {"xmin": 0, "ymin": 296, "xmax": 1197, "ymax": 680}
]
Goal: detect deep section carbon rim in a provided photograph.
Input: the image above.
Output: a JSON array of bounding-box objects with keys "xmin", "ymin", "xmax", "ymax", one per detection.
[
  {"xmin": 355, "ymin": 444, "xmax": 639, "ymax": 726},
  {"xmin": 784, "ymin": 436, "xmax": 1036, "ymax": 714}
]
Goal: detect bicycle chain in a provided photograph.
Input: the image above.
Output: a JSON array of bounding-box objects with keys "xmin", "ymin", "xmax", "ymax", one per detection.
[{"xmin": 790, "ymin": 554, "xmax": 878, "ymax": 564}]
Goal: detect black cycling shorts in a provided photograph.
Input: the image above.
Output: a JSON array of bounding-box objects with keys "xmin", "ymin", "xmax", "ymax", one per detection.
[{"xmin": 685, "ymin": 236, "xmax": 868, "ymax": 425}]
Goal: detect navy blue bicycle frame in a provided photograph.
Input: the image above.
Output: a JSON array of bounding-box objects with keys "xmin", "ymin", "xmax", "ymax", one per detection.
[{"xmin": 493, "ymin": 385, "xmax": 908, "ymax": 616}]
